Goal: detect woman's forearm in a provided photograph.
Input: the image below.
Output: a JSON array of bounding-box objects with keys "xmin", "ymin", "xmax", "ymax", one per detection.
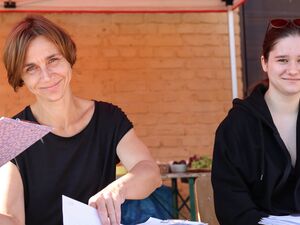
[
  {"xmin": 0, "ymin": 213, "xmax": 20, "ymax": 225},
  {"xmin": 116, "ymin": 160, "xmax": 162, "ymax": 200}
]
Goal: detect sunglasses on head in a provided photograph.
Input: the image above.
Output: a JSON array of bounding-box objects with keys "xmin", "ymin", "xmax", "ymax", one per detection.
[{"xmin": 269, "ymin": 18, "xmax": 300, "ymax": 29}]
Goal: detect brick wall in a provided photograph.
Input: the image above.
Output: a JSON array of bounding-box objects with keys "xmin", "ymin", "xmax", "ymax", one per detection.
[{"xmin": 0, "ymin": 12, "xmax": 242, "ymax": 163}]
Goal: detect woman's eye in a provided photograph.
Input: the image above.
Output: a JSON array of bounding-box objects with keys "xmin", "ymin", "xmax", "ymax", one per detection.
[
  {"xmin": 277, "ymin": 58, "xmax": 288, "ymax": 63},
  {"xmin": 48, "ymin": 57, "xmax": 59, "ymax": 64},
  {"xmin": 26, "ymin": 66, "xmax": 38, "ymax": 74}
]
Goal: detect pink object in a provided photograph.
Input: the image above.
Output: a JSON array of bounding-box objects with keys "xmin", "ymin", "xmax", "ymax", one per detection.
[{"xmin": 0, "ymin": 117, "xmax": 51, "ymax": 167}]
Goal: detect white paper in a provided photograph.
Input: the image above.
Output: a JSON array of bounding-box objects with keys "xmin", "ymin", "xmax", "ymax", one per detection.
[
  {"xmin": 138, "ymin": 217, "xmax": 208, "ymax": 225},
  {"xmin": 62, "ymin": 195, "xmax": 102, "ymax": 225},
  {"xmin": 62, "ymin": 195, "xmax": 207, "ymax": 225},
  {"xmin": 259, "ymin": 214, "xmax": 300, "ymax": 225}
]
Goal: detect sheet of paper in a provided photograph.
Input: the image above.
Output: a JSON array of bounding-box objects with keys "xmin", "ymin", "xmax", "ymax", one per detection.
[
  {"xmin": 0, "ymin": 117, "xmax": 51, "ymax": 167},
  {"xmin": 259, "ymin": 214, "xmax": 300, "ymax": 225},
  {"xmin": 62, "ymin": 195, "xmax": 102, "ymax": 225},
  {"xmin": 62, "ymin": 196, "xmax": 207, "ymax": 225},
  {"xmin": 137, "ymin": 217, "xmax": 208, "ymax": 225}
]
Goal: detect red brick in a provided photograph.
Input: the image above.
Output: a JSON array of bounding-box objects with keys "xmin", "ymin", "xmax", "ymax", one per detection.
[{"xmin": 0, "ymin": 12, "xmax": 242, "ymax": 164}]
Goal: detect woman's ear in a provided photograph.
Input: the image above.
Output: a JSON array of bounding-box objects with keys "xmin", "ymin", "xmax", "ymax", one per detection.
[{"xmin": 261, "ymin": 56, "xmax": 268, "ymax": 72}]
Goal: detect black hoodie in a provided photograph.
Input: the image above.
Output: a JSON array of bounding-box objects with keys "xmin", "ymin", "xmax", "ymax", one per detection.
[{"xmin": 211, "ymin": 84, "xmax": 300, "ymax": 225}]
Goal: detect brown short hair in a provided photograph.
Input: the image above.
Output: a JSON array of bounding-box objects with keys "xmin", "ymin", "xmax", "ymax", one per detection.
[{"xmin": 3, "ymin": 15, "xmax": 77, "ymax": 91}]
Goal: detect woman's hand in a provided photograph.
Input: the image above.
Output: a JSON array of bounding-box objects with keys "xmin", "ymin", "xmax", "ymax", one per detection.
[
  {"xmin": 88, "ymin": 182, "xmax": 125, "ymax": 225},
  {"xmin": 88, "ymin": 129, "xmax": 161, "ymax": 225}
]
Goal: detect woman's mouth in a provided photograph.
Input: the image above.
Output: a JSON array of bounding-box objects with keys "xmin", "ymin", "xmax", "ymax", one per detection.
[{"xmin": 40, "ymin": 80, "xmax": 61, "ymax": 90}]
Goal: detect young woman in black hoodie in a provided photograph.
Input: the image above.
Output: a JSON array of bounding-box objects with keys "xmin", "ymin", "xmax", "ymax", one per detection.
[{"xmin": 212, "ymin": 19, "xmax": 300, "ymax": 225}]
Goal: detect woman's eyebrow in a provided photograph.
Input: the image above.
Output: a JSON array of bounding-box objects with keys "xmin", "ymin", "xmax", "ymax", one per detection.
[
  {"xmin": 23, "ymin": 62, "xmax": 35, "ymax": 68},
  {"xmin": 24, "ymin": 53, "xmax": 61, "ymax": 67},
  {"xmin": 274, "ymin": 55, "xmax": 288, "ymax": 58},
  {"xmin": 46, "ymin": 53, "xmax": 61, "ymax": 59}
]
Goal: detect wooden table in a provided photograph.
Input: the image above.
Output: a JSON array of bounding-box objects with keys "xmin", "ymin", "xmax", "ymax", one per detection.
[{"xmin": 161, "ymin": 172, "xmax": 205, "ymax": 221}]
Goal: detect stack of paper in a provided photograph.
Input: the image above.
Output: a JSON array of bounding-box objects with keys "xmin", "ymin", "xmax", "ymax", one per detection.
[
  {"xmin": 62, "ymin": 196, "xmax": 208, "ymax": 225},
  {"xmin": 0, "ymin": 117, "xmax": 51, "ymax": 167},
  {"xmin": 259, "ymin": 214, "xmax": 300, "ymax": 225}
]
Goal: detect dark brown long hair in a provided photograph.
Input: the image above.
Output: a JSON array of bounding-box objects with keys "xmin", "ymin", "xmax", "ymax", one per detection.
[
  {"xmin": 249, "ymin": 20, "xmax": 300, "ymax": 94},
  {"xmin": 262, "ymin": 21, "xmax": 300, "ymax": 61}
]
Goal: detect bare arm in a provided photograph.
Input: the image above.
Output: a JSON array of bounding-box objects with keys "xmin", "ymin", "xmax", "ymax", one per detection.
[
  {"xmin": 0, "ymin": 162, "xmax": 25, "ymax": 225},
  {"xmin": 89, "ymin": 128, "xmax": 161, "ymax": 225},
  {"xmin": 115, "ymin": 128, "xmax": 162, "ymax": 199},
  {"xmin": 0, "ymin": 213, "xmax": 21, "ymax": 225}
]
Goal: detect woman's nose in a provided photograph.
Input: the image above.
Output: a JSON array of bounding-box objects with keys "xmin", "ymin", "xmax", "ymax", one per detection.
[
  {"xmin": 287, "ymin": 61, "xmax": 300, "ymax": 75},
  {"xmin": 40, "ymin": 66, "xmax": 52, "ymax": 80}
]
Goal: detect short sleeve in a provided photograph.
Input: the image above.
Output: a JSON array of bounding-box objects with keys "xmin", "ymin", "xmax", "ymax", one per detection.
[
  {"xmin": 112, "ymin": 105, "xmax": 133, "ymax": 145},
  {"xmin": 96, "ymin": 102, "xmax": 133, "ymax": 165}
]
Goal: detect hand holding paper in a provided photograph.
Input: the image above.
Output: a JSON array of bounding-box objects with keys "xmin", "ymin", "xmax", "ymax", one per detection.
[{"xmin": 62, "ymin": 195, "xmax": 208, "ymax": 225}]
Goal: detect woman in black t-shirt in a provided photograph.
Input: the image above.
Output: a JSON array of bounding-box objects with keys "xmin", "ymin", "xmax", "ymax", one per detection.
[{"xmin": 0, "ymin": 15, "xmax": 161, "ymax": 225}]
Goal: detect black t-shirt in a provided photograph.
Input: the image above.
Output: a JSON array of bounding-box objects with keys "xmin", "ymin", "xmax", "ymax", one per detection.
[{"xmin": 12, "ymin": 101, "xmax": 133, "ymax": 225}]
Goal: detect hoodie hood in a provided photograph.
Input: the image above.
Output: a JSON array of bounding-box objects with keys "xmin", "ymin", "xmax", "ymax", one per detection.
[{"xmin": 232, "ymin": 84, "xmax": 277, "ymax": 133}]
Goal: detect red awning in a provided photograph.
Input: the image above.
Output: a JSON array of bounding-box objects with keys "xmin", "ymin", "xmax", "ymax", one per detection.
[{"xmin": 1, "ymin": 0, "xmax": 245, "ymax": 13}]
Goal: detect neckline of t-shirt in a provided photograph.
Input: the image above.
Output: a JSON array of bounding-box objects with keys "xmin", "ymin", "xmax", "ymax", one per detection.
[{"xmin": 26, "ymin": 100, "xmax": 97, "ymax": 140}]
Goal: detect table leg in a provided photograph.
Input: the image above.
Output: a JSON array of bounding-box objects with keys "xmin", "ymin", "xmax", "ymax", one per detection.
[
  {"xmin": 171, "ymin": 178, "xmax": 178, "ymax": 218},
  {"xmin": 189, "ymin": 178, "xmax": 196, "ymax": 221}
]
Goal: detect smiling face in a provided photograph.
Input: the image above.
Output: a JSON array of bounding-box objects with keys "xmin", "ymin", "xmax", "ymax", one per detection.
[
  {"xmin": 261, "ymin": 35, "xmax": 300, "ymax": 97},
  {"xmin": 22, "ymin": 35, "xmax": 72, "ymax": 102}
]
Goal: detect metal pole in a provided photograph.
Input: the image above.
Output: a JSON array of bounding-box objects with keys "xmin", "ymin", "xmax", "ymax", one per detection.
[{"xmin": 227, "ymin": 7, "xmax": 238, "ymax": 99}]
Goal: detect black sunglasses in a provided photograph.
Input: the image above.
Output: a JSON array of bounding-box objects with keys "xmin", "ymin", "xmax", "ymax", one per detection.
[{"xmin": 269, "ymin": 18, "xmax": 300, "ymax": 29}]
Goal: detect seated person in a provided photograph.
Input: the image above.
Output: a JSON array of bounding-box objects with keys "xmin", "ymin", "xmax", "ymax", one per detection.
[
  {"xmin": 212, "ymin": 18, "xmax": 300, "ymax": 225},
  {"xmin": 0, "ymin": 15, "xmax": 162, "ymax": 225}
]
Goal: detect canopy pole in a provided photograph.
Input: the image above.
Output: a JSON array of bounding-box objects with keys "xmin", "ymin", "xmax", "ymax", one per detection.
[{"xmin": 227, "ymin": 7, "xmax": 238, "ymax": 99}]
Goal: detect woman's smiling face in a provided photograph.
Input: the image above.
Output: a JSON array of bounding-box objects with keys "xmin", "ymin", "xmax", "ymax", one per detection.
[
  {"xmin": 262, "ymin": 35, "xmax": 300, "ymax": 96},
  {"xmin": 22, "ymin": 35, "xmax": 72, "ymax": 102}
]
